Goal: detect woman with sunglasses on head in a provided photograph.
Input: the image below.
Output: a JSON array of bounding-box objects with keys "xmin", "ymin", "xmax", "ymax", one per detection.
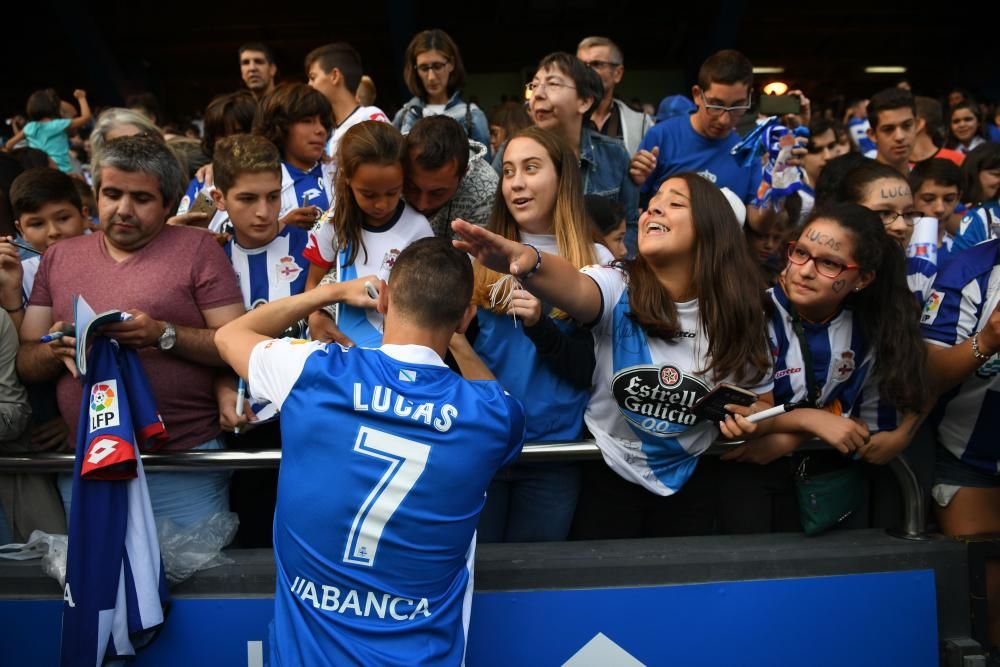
[
  {"xmin": 392, "ymin": 29, "xmax": 490, "ymax": 152},
  {"xmin": 453, "ymin": 174, "xmax": 772, "ymax": 538}
]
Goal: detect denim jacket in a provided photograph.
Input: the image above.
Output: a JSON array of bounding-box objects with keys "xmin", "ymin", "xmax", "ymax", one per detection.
[{"xmin": 392, "ymin": 91, "xmax": 491, "ymax": 153}]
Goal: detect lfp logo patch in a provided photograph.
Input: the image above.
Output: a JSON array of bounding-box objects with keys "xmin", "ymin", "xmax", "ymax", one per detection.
[{"xmin": 89, "ymin": 380, "xmax": 121, "ymax": 432}]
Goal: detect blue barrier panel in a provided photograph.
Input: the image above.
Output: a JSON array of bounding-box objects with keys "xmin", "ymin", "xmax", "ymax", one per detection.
[{"xmin": 0, "ymin": 570, "xmax": 938, "ymax": 666}]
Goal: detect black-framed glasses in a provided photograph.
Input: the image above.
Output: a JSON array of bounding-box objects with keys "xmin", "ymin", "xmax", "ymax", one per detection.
[
  {"xmin": 875, "ymin": 210, "xmax": 918, "ymax": 227},
  {"xmin": 526, "ymin": 81, "xmax": 577, "ymax": 95},
  {"xmin": 416, "ymin": 61, "xmax": 449, "ymax": 74},
  {"xmin": 580, "ymin": 59, "xmax": 621, "ymax": 70},
  {"xmin": 700, "ymin": 91, "xmax": 752, "ymax": 118},
  {"xmin": 786, "ymin": 242, "xmax": 860, "ymax": 279}
]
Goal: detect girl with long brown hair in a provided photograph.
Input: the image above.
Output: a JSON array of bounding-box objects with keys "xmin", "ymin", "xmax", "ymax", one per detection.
[
  {"xmin": 302, "ymin": 121, "xmax": 433, "ymax": 348},
  {"xmin": 454, "ymin": 171, "xmax": 773, "ymax": 509}
]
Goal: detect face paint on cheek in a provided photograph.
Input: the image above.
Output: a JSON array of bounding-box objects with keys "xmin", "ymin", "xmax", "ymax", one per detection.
[{"xmin": 832, "ymin": 279, "xmax": 846, "ymax": 293}]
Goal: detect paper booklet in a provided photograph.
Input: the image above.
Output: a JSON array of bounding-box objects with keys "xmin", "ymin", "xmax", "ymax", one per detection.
[{"xmin": 73, "ymin": 294, "xmax": 128, "ymax": 377}]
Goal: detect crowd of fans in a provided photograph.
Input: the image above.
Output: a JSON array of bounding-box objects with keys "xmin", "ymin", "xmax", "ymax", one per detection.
[{"xmin": 3, "ymin": 28, "xmax": 1000, "ymax": 648}]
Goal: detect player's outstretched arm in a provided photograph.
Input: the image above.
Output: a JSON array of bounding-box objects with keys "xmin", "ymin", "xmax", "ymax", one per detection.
[
  {"xmin": 216, "ymin": 276, "xmax": 376, "ymax": 379},
  {"xmin": 451, "ymin": 218, "xmax": 602, "ymax": 324}
]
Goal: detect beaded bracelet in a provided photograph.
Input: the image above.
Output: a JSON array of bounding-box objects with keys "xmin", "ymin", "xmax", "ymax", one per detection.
[
  {"xmin": 516, "ymin": 243, "xmax": 542, "ymax": 280},
  {"xmin": 972, "ymin": 330, "xmax": 992, "ymax": 362}
]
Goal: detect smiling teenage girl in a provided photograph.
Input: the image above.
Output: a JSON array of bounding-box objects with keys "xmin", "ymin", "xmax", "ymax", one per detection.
[
  {"xmin": 469, "ymin": 127, "xmax": 612, "ymax": 542},
  {"xmin": 453, "ymin": 173, "xmax": 772, "ymax": 512}
]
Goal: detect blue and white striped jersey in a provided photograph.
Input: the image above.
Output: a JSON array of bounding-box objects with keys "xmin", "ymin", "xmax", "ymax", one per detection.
[
  {"xmin": 921, "ymin": 238, "xmax": 1000, "ymax": 473},
  {"xmin": 224, "ymin": 226, "xmax": 310, "ymax": 312},
  {"xmin": 952, "ymin": 200, "xmax": 1000, "ymax": 253},
  {"xmin": 580, "ymin": 265, "xmax": 773, "ymax": 496},
  {"xmin": 766, "ymin": 283, "xmax": 874, "ymax": 413},
  {"xmin": 847, "ymin": 117, "xmax": 877, "ymax": 158},
  {"xmin": 279, "ymin": 161, "xmax": 335, "ymax": 222},
  {"xmin": 248, "ymin": 339, "xmax": 524, "ymax": 667}
]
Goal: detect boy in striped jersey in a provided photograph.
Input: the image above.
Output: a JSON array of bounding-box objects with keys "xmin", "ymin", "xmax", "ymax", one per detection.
[
  {"xmin": 212, "ymin": 134, "xmax": 309, "ymax": 544},
  {"xmin": 212, "ymin": 134, "xmax": 310, "ymax": 320}
]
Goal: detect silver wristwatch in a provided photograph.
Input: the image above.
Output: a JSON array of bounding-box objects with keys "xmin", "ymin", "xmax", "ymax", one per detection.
[{"xmin": 157, "ymin": 322, "xmax": 176, "ymax": 351}]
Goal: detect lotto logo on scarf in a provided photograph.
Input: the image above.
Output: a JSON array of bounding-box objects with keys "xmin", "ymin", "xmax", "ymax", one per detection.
[{"xmin": 90, "ymin": 380, "xmax": 121, "ymax": 432}]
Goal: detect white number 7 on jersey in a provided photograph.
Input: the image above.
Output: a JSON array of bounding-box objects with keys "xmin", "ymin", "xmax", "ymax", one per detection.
[{"xmin": 343, "ymin": 426, "xmax": 431, "ymax": 567}]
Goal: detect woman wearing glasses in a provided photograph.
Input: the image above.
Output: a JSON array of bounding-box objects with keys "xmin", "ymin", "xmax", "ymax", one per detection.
[
  {"xmin": 392, "ymin": 29, "xmax": 490, "ymax": 152},
  {"xmin": 724, "ymin": 203, "xmax": 926, "ymax": 477}
]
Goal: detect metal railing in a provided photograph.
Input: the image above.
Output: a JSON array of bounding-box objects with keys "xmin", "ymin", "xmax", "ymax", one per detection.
[{"xmin": 0, "ymin": 440, "xmax": 928, "ymax": 539}]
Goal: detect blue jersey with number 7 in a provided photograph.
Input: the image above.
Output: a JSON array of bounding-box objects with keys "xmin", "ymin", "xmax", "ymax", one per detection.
[{"xmin": 247, "ymin": 339, "xmax": 525, "ymax": 666}]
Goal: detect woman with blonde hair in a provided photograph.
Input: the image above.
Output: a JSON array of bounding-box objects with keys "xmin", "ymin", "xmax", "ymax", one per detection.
[{"xmin": 467, "ymin": 126, "xmax": 613, "ymax": 542}]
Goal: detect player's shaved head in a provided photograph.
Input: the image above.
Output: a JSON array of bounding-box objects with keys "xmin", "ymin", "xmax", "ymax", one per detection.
[{"xmin": 389, "ymin": 238, "xmax": 473, "ymax": 329}]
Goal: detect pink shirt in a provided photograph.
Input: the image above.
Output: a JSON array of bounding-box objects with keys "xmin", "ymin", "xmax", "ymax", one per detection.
[{"xmin": 30, "ymin": 225, "xmax": 243, "ymax": 451}]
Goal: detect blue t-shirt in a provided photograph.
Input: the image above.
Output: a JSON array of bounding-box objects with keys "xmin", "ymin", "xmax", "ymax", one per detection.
[
  {"xmin": 637, "ymin": 113, "xmax": 762, "ymax": 202},
  {"xmin": 921, "ymin": 239, "xmax": 1000, "ymax": 473},
  {"xmin": 24, "ymin": 118, "xmax": 72, "ymax": 172},
  {"xmin": 248, "ymin": 340, "xmax": 525, "ymax": 666}
]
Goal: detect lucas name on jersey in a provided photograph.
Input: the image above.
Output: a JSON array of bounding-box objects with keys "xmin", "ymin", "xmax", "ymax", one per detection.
[
  {"xmin": 352, "ymin": 383, "xmax": 457, "ymax": 433},
  {"xmin": 290, "ymin": 575, "xmax": 431, "ymax": 621}
]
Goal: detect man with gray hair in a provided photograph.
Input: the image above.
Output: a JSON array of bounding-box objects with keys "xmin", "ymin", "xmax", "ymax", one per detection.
[
  {"xmin": 577, "ymin": 36, "xmax": 652, "ymax": 155},
  {"xmin": 18, "ymin": 135, "xmax": 245, "ymax": 528}
]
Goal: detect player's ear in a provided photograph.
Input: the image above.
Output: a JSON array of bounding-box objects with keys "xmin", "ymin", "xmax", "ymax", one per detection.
[
  {"xmin": 455, "ymin": 303, "xmax": 477, "ymax": 334},
  {"xmin": 376, "ymin": 278, "xmax": 389, "ymax": 315}
]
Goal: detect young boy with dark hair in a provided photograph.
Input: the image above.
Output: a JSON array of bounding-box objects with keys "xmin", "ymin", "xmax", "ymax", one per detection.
[
  {"xmin": 304, "ymin": 42, "xmax": 388, "ymax": 163},
  {"xmin": 3, "ymin": 168, "xmax": 89, "ymax": 328},
  {"xmin": 0, "ymin": 168, "xmax": 86, "ymax": 543},
  {"xmin": 909, "ymin": 158, "xmax": 963, "ymax": 265},
  {"xmin": 212, "ymin": 133, "xmax": 311, "ymax": 547}
]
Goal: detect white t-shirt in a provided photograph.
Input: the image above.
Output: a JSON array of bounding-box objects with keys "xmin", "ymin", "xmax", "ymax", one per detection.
[
  {"xmin": 581, "ymin": 265, "xmax": 773, "ymax": 496},
  {"xmin": 325, "ymin": 105, "xmax": 390, "ymax": 164},
  {"xmin": 313, "ymin": 202, "xmax": 434, "ymax": 349}
]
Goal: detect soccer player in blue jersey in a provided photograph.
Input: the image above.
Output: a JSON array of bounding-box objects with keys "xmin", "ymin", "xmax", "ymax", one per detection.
[{"xmin": 215, "ymin": 238, "xmax": 525, "ymax": 666}]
